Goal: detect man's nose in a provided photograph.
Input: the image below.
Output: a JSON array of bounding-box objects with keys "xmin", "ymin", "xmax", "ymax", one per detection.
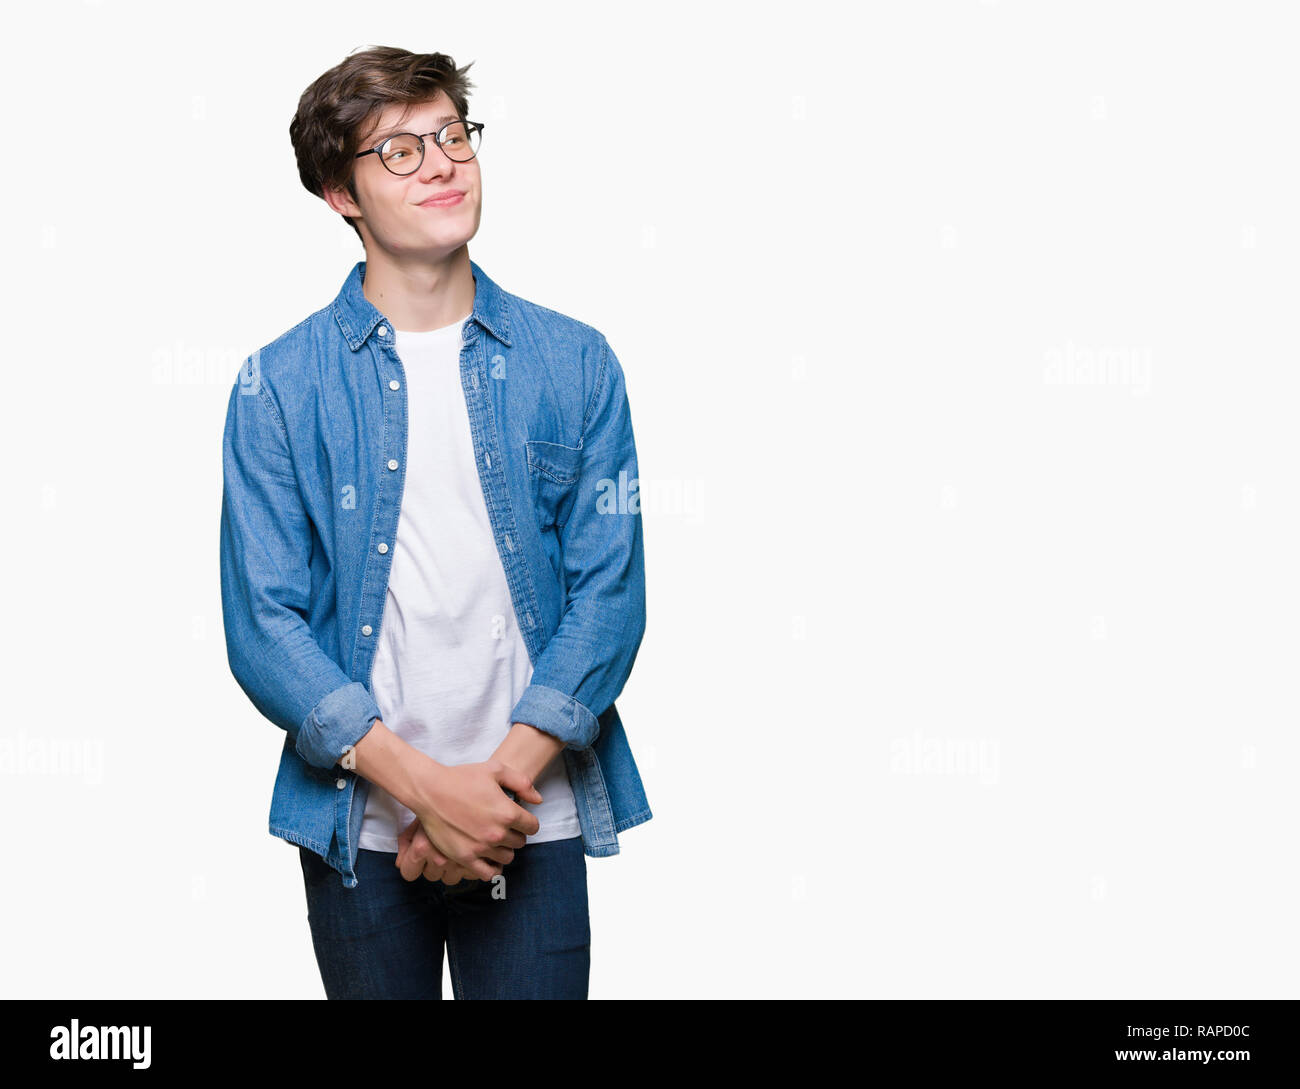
[{"xmin": 417, "ymin": 141, "xmax": 453, "ymax": 181}]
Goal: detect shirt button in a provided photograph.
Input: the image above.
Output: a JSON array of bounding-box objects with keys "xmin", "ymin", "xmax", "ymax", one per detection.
[
  {"xmin": 484, "ymin": 451, "xmax": 491, "ymax": 468},
  {"xmin": 389, "ymin": 379, "xmax": 400, "ymax": 391},
  {"xmin": 387, "ymin": 459, "xmax": 398, "ymax": 470},
  {"xmin": 361, "ymin": 624, "xmax": 373, "ymax": 636},
  {"xmin": 377, "ymin": 326, "xmax": 388, "ymax": 337},
  {"xmin": 336, "ymin": 778, "xmax": 346, "ymax": 789},
  {"xmin": 377, "ymin": 542, "xmax": 388, "ymax": 554}
]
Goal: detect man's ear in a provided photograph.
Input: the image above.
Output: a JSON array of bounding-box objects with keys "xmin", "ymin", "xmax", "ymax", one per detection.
[{"xmin": 323, "ymin": 183, "xmax": 360, "ymax": 218}]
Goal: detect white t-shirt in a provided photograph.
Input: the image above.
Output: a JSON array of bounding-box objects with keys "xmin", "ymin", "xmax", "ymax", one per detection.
[{"xmin": 358, "ymin": 315, "xmax": 580, "ymax": 852}]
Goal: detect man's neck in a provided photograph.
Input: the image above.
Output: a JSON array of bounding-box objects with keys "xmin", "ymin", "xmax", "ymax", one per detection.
[{"xmin": 360, "ymin": 246, "xmax": 475, "ymax": 332}]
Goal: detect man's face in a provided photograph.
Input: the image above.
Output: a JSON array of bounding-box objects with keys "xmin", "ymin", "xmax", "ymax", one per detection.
[{"xmin": 331, "ymin": 91, "xmax": 482, "ymax": 259}]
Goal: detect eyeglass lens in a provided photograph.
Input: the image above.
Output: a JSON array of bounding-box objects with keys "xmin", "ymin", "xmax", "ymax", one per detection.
[{"xmin": 380, "ymin": 123, "xmax": 481, "ymax": 173}]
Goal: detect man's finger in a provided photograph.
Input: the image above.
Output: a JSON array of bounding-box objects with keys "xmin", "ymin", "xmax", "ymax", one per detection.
[{"xmin": 497, "ymin": 765, "xmax": 542, "ymax": 804}]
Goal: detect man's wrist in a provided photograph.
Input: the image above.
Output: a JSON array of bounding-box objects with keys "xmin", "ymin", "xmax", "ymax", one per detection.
[
  {"xmin": 493, "ymin": 721, "xmax": 565, "ymax": 784},
  {"xmin": 352, "ymin": 719, "xmax": 444, "ymax": 814}
]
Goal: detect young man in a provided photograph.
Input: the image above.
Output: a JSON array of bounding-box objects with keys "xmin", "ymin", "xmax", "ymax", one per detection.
[{"xmin": 219, "ymin": 47, "xmax": 651, "ymax": 1000}]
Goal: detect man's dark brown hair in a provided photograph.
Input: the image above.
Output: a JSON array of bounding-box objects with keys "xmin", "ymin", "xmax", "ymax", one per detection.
[{"xmin": 290, "ymin": 46, "xmax": 476, "ymax": 242}]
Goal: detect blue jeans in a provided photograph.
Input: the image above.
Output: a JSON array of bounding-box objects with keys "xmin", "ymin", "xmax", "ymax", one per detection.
[{"xmin": 297, "ymin": 836, "xmax": 590, "ymax": 999}]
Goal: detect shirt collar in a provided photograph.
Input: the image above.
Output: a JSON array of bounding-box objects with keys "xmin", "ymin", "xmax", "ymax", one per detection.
[{"xmin": 330, "ymin": 257, "xmax": 512, "ymax": 350}]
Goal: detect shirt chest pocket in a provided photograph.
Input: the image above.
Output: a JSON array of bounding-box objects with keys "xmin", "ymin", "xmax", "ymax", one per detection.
[{"xmin": 525, "ymin": 438, "xmax": 584, "ymax": 530}]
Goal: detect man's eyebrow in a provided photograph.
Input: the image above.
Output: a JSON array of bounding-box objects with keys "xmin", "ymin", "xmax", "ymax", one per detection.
[{"xmin": 364, "ymin": 114, "xmax": 461, "ymax": 146}]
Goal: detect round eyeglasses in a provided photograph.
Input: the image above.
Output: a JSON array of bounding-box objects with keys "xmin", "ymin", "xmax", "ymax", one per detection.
[{"xmin": 354, "ymin": 120, "xmax": 484, "ymax": 176}]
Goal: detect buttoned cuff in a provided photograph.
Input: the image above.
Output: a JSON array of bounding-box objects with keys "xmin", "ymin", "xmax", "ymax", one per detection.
[
  {"xmin": 509, "ymin": 683, "xmax": 601, "ymax": 750},
  {"xmin": 295, "ymin": 681, "xmax": 382, "ymax": 770}
]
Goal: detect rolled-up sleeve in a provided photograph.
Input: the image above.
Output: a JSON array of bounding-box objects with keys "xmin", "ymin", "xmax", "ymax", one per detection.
[
  {"xmin": 219, "ymin": 359, "xmax": 381, "ymax": 770},
  {"xmin": 508, "ymin": 337, "xmax": 646, "ymax": 750}
]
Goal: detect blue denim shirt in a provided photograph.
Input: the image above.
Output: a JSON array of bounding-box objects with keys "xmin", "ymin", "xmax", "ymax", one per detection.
[{"xmin": 219, "ymin": 259, "xmax": 651, "ymax": 888}]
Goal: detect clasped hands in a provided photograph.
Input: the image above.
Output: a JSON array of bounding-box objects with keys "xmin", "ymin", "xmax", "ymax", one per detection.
[{"xmin": 394, "ymin": 758, "xmax": 542, "ymax": 884}]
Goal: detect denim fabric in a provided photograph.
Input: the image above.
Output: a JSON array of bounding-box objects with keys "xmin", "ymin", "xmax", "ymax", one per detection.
[
  {"xmin": 297, "ymin": 838, "xmax": 590, "ymax": 999},
  {"xmin": 220, "ymin": 259, "xmax": 651, "ymax": 888}
]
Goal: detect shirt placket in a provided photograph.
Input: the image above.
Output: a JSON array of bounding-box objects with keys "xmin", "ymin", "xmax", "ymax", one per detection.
[
  {"xmin": 336, "ymin": 320, "xmax": 410, "ymax": 888},
  {"xmin": 457, "ymin": 321, "xmax": 542, "ymax": 645},
  {"xmin": 457, "ymin": 322, "xmax": 619, "ymax": 857}
]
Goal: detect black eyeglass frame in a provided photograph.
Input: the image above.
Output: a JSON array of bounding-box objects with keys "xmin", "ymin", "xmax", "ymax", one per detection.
[{"xmin": 353, "ymin": 120, "xmax": 485, "ymax": 175}]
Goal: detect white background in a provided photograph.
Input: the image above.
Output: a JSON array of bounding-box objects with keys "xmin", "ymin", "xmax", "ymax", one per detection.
[{"xmin": 2, "ymin": 0, "xmax": 1297, "ymax": 999}]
